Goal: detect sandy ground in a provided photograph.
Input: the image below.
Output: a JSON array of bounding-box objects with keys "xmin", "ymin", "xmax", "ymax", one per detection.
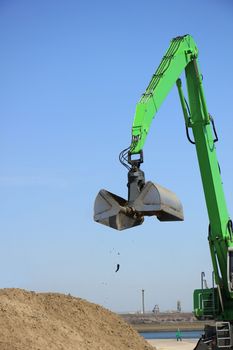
[
  {"xmin": 147, "ymin": 339, "xmax": 198, "ymax": 350},
  {"xmin": 0, "ymin": 288, "xmax": 153, "ymax": 350}
]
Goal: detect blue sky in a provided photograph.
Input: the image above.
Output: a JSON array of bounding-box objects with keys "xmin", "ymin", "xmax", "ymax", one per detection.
[{"xmin": 1, "ymin": 0, "xmax": 233, "ymax": 312}]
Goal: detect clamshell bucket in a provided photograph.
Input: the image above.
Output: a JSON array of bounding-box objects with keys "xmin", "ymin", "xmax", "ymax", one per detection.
[
  {"xmin": 94, "ymin": 190, "xmax": 144, "ymax": 230},
  {"xmin": 94, "ymin": 181, "xmax": 183, "ymax": 231}
]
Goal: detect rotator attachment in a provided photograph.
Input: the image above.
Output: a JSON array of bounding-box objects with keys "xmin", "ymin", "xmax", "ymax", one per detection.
[{"xmin": 94, "ymin": 151, "xmax": 184, "ymax": 230}]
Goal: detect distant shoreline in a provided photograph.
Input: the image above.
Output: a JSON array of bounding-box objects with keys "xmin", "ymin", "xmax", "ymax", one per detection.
[
  {"xmin": 132, "ymin": 322, "xmax": 206, "ymax": 333},
  {"xmin": 120, "ymin": 312, "xmax": 214, "ymax": 333}
]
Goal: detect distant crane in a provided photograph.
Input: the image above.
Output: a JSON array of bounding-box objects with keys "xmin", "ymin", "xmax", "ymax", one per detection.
[{"xmin": 152, "ymin": 304, "xmax": 160, "ymax": 314}]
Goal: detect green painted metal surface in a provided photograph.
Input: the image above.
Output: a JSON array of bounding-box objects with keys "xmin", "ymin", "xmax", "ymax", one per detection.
[
  {"xmin": 194, "ymin": 288, "xmax": 220, "ymax": 319},
  {"xmin": 130, "ymin": 35, "xmax": 233, "ymax": 321},
  {"xmin": 131, "ymin": 35, "xmax": 198, "ymax": 153}
]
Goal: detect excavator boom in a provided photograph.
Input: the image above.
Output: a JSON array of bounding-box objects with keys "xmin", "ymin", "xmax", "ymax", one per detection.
[
  {"xmin": 94, "ymin": 35, "xmax": 233, "ymax": 339},
  {"xmin": 131, "ymin": 35, "xmax": 199, "ymax": 154}
]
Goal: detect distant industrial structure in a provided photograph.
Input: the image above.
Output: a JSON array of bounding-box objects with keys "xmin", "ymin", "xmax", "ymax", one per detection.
[
  {"xmin": 152, "ymin": 304, "xmax": 160, "ymax": 314},
  {"xmin": 141, "ymin": 289, "xmax": 145, "ymax": 314},
  {"xmin": 139, "ymin": 290, "xmax": 182, "ymax": 314},
  {"xmin": 177, "ymin": 300, "xmax": 181, "ymax": 312}
]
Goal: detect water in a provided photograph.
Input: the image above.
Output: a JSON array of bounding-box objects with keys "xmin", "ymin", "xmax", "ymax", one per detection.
[{"xmin": 140, "ymin": 330, "xmax": 203, "ymax": 340}]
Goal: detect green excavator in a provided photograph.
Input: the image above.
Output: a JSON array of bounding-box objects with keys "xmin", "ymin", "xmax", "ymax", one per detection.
[{"xmin": 94, "ymin": 35, "xmax": 233, "ymax": 349}]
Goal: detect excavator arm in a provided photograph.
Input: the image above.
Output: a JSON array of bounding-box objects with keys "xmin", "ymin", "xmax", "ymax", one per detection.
[
  {"xmin": 94, "ymin": 35, "xmax": 233, "ymax": 324},
  {"xmin": 131, "ymin": 36, "xmax": 233, "ymax": 316}
]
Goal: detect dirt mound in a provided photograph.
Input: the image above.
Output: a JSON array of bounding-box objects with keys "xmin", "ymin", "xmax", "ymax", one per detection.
[{"xmin": 0, "ymin": 288, "xmax": 153, "ymax": 350}]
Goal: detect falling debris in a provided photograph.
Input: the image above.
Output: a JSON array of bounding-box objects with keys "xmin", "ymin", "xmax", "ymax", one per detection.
[{"xmin": 115, "ymin": 263, "xmax": 120, "ymax": 272}]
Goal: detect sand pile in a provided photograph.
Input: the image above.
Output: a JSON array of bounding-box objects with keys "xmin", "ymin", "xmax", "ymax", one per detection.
[{"xmin": 0, "ymin": 288, "xmax": 153, "ymax": 350}]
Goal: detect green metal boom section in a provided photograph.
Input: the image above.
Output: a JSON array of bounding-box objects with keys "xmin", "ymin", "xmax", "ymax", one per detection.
[{"xmin": 130, "ymin": 35, "xmax": 233, "ymax": 321}]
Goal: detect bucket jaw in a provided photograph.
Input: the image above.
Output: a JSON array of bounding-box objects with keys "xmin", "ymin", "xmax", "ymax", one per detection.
[
  {"xmin": 94, "ymin": 190, "xmax": 144, "ymax": 231},
  {"xmin": 133, "ymin": 181, "xmax": 184, "ymax": 221}
]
